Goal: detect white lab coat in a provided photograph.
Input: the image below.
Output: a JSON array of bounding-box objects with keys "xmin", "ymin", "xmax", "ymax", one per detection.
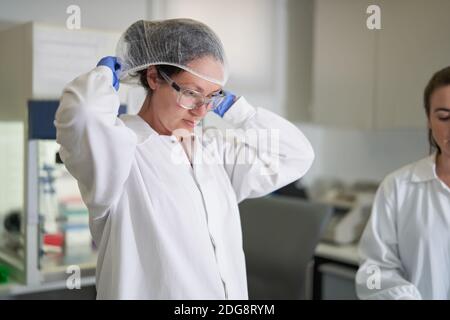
[
  {"xmin": 356, "ymin": 154, "xmax": 450, "ymax": 300},
  {"xmin": 54, "ymin": 66, "xmax": 315, "ymax": 299}
]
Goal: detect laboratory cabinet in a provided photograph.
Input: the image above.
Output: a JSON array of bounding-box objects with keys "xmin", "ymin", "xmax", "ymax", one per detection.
[
  {"xmin": 0, "ymin": 102, "xmax": 100, "ymax": 294},
  {"xmin": 313, "ymin": 243, "xmax": 359, "ymax": 300},
  {"xmin": 311, "ymin": 0, "xmax": 450, "ymax": 130},
  {"xmin": 0, "ymin": 22, "xmax": 121, "ymax": 295}
]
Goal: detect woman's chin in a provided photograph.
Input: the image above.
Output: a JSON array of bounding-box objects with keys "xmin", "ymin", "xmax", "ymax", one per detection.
[
  {"xmin": 172, "ymin": 124, "xmax": 194, "ymax": 136},
  {"xmin": 182, "ymin": 119, "xmax": 197, "ymax": 129}
]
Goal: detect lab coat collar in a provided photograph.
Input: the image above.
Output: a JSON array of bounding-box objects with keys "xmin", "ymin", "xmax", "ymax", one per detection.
[
  {"xmin": 411, "ymin": 153, "xmax": 438, "ymax": 183},
  {"xmin": 120, "ymin": 114, "xmax": 158, "ymax": 141},
  {"xmin": 120, "ymin": 114, "xmax": 202, "ymax": 144}
]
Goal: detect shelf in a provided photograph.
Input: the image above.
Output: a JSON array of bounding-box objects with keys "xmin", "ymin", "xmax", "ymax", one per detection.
[{"xmin": 0, "ymin": 248, "xmax": 24, "ymax": 272}]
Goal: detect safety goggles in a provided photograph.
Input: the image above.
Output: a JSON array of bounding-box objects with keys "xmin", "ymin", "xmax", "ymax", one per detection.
[{"xmin": 159, "ymin": 70, "xmax": 226, "ymax": 110}]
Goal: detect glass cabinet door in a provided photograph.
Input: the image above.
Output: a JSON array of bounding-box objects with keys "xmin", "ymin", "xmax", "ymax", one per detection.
[{"xmin": 37, "ymin": 140, "xmax": 97, "ymax": 273}]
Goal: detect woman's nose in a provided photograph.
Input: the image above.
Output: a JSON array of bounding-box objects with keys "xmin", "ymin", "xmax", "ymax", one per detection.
[{"xmin": 191, "ymin": 103, "xmax": 209, "ymax": 116}]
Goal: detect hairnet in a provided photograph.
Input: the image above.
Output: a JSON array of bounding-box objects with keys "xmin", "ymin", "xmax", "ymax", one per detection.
[{"xmin": 116, "ymin": 19, "xmax": 228, "ymax": 86}]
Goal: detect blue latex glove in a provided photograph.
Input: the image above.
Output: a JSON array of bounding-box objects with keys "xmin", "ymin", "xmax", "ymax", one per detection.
[
  {"xmin": 96, "ymin": 56, "xmax": 121, "ymax": 91},
  {"xmin": 213, "ymin": 91, "xmax": 236, "ymax": 117}
]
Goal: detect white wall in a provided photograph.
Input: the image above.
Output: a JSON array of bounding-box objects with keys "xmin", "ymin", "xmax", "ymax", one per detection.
[
  {"xmin": 0, "ymin": 0, "xmax": 148, "ymax": 32},
  {"xmin": 285, "ymin": 0, "xmax": 314, "ymax": 121},
  {"xmin": 298, "ymin": 122, "xmax": 429, "ymax": 186}
]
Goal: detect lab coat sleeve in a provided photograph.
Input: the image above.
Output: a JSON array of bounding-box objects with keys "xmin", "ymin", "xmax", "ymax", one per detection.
[
  {"xmin": 54, "ymin": 66, "xmax": 138, "ymax": 220},
  {"xmin": 216, "ymin": 97, "xmax": 314, "ymax": 203},
  {"xmin": 355, "ymin": 176, "xmax": 422, "ymax": 300}
]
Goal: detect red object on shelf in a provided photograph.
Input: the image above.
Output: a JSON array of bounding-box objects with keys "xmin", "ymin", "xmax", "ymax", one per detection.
[{"xmin": 43, "ymin": 233, "xmax": 64, "ymax": 247}]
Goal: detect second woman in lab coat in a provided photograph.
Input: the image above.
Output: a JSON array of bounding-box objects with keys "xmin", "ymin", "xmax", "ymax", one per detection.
[{"xmin": 356, "ymin": 66, "xmax": 450, "ymax": 299}]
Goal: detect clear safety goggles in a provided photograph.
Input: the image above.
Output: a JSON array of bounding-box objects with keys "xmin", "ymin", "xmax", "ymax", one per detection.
[{"xmin": 159, "ymin": 70, "xmax": 226, "ymax": 110}]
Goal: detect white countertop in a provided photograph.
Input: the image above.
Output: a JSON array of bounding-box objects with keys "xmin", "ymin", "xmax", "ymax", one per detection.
[{"xmin": 315, "ymin": 242, "xmax": 360, "ymax": 266}]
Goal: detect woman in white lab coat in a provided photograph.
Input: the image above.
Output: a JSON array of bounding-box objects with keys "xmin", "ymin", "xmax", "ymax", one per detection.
[
  {"xmin": 54, "ymin": 19, "xmax": 315, "ymax": 299},
  {"xmin": 356, "ymin": 66, "xmax": 450, "ymax": 300}
]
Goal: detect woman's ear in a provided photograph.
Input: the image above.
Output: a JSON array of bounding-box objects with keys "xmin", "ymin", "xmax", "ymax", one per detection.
[{"xmin": 146, "ymin": 66, "xmax": 160, "ymax": 90}]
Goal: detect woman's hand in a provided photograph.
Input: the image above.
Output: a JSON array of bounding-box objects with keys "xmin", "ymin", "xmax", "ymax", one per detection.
[
  {"xmin": 213, "ymin": 91, "xmax": 237, "ymax": 117},
  {"xmin": 96, "ymin": 56, "xmax": 121, "ymax": 91}
]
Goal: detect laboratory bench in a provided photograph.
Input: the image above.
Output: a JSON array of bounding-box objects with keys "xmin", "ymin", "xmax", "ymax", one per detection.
[
  {"xmin": 0, "ymin": 257, "xmax": 97, "ymax": 299},
  {"xmin": 1, "ymin": 243, "xmax": 360, "ymax": 300},
  {"xmin": 0, "ymin": 274, "xmax": 96, "ymax": 300}
]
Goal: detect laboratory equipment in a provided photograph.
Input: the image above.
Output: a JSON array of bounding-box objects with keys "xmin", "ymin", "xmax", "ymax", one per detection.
[
  {"xmin": 0, "ymin": 22, "xmax": 124, "ymax": 291},
  {"xmin": 318, "ymin": 183, "xmax": 377, "ymax": 245}
]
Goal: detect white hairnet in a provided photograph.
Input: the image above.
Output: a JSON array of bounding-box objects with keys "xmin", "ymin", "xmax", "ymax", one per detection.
[{"xmin": 116, "ymin": 19, "xmax": 228, "ymax": 86}]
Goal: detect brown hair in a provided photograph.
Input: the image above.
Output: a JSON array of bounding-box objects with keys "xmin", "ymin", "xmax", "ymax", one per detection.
[
  {"xmin": 423, "ymin": 66, "xmax": 450, "ymax": 154},
  {"xmin": 138, "ymin": 65, "xmax": 183, "ymax": 95}
]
